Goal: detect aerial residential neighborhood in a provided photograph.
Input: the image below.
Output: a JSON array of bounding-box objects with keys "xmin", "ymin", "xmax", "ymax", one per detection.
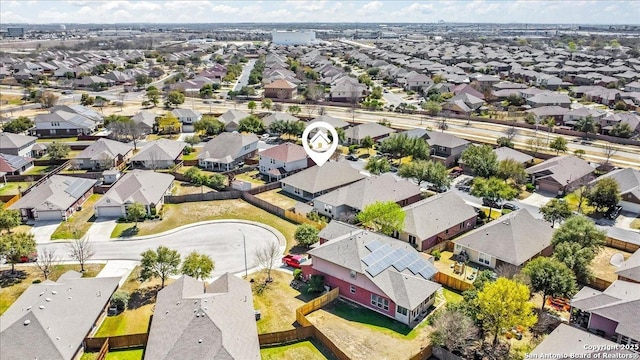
[{"xmin": 1, "ymin": 2, "xmax": 640, "ymax": 360}]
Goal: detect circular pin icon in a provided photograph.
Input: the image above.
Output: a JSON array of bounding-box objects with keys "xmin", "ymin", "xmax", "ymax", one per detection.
[{"xmin": 302, "ymin": 121, "xmax": 339, "ymax": 167}]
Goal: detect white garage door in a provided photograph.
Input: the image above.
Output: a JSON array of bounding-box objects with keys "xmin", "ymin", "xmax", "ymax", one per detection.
[
  {"xmin": 620, "ymin": 201, "xmax": 640, "ymax": 215},
  {"xmin": 37, "ymin": 210, "xmax": 63, "ymax": 221},
  {"xmin": 96, "ymin": 206, "xmax": 124, "ymax": 218}
]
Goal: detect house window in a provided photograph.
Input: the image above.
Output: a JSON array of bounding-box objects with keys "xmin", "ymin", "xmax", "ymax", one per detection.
[
  {"xmin": 397, "ymin": 306, "xmax": 408, "ymax": 316},
  {"xmin": 371, "ymin": 294, "xmax": 389, "ymax": 311},
  {"xmin": 350, "ymin": 285, "xmax": 356, "ymax": 294},
  {"xmin": 271, "ymin": 159, "xmax": 275, "ymax": 164},
  {"xmin": 478, "ymin": 252, "xmax": 491, "ymax": 265},
  {"xmin": 408, "ymin": 235, "xmax": 417, "ymax": 246},
  {"xmin": 350, "ymin": 270, "xmax": 357, "ymax": 280},
  {"xmin": 244, "ymin": 145, "xmax": 250, "ymax": 150}
]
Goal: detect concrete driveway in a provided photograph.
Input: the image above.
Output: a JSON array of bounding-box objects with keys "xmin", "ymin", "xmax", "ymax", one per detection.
[
  {"xmin": 86, "ymin": 218, "xmax": 118, "ymax": 242},
  {"xmin": 97, "ymin": 260, "xmax": 138, "ymax": 286},
  {"xmin": 520, "ymin": 191, "xmax": 556, "ymax": 207},
  {"xmin": 30, "ymin": 221, "xmax": 61, "ymax": 244}
]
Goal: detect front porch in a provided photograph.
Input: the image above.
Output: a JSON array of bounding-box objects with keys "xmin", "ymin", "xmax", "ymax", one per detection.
[{"xmin": 432, "ymin": 251, "xmax": 492, "ymax": 291}]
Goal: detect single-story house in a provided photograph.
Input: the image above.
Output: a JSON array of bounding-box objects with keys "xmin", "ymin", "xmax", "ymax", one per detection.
[
  {"xmin": 9, "ymin": 175, "xmax": 96, "ymax": 221},
  {"xmin": 308, "ymin": 115, "xmax": 350, "ymax": 130},
  {"xmin": 171, "ymin": 108, "xmax": 202, "ymax": 125},
  {"xmin": 264, "ymin": 79, "xmax": 298, "ymax": 99},
  {"xmin": 303, "ymin": 231, "xmax": 441, "ymax": 326},
  {"xmin": 313, "ymin": 173, "xmax": 422, "ymax": 221},
  {"xmin": 570, "ymin": 280, "xmax": 640, "ymax": 346},
  {"xmin": 0, "ymin": 132, "xmax": 37, "ymax": 157},
  {"xmin": 400, "ymin": 192, "xmax": 478, "ymax": 251},
  {"xmin": 144, "ymin": 274, "xmax": 260, "ymax": 360},
  {"xmin": 317, "ymin": 220, "xmax": 360, "ymax": 245},
  {"xmin": 130, "ymin": 139, "xmax": 186, "ymax": 170},
  {"xmin": 94, "ymin": 170, "xmax": 174, "ymax": 218},
  {"xmin": 493, "ymin": 146, "xmax": 534, "ymax": 166},
  {"xmin": 219, "ymin": 109, "xmax": 250, "ymax": 132},
  {"xmin": 590, "ymin": 168, "xmax": 640, "ymax": 214},
  {"xmin": 280, "ymin": 161, "xmax": 366, "ymax": 201},
  {"xmin": 198, "ymin": 133, "xmax": 258, "ymax": 172},
  {"xmin": 74, "ymin": 138, "xmax": 134, "ymax": 170},
  {"xmin": 262, "ymin": 112, "xmax": 299, "ymax": 128},
  {"xmin": 344, "ymin": 122, "xmax": 395, "ymax": 145},
  {"xmin": 258, "ymin": 143, "xmax": 308, "ymax": 181},
  {"xmin": 526, "ymin": 155, "xmax": 595, "ymax": 195},
  {"xmin": 131, "ymin": 111, "xmax": 157, "ymax": 135},
  {"xmin": 0, "ymin": 271, "xmax": 120, "ymax": 360},
  {"xmin": 616, "ymin": 249, "xmax": 640, "ymax": 283},
  {"xmin": 0, "ymin": 153, "xmax": 33, "ymax": 175},
  {"xmin": 525, "ymin": 105, "xmax": 570, "ymax": 124},
  {"xmin": 453, "ymin": 209, "xmax": 554, "ymax": 269},
  {"xmin": 402, "ymin": 129, "xmax": 470, "ymax": 167},
  {"xmin": 526, "ymin": 93, "xmax": 572, "ymax": 108}
]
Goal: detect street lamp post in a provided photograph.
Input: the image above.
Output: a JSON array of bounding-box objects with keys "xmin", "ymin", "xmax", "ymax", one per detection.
[{"xmin": 240, "ymin": 229, "xmax": 247, "ymax": 278}]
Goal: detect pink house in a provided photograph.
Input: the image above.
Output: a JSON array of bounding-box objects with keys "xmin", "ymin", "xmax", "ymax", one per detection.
[{"xmin": 303, "ymin": 231, "xmax": 441, "ymax": 327}]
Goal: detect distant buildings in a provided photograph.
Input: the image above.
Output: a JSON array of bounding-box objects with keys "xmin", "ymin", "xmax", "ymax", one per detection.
[{"xmin": 271, "ymin": 30, "xmax": 316, "ymax": 46}]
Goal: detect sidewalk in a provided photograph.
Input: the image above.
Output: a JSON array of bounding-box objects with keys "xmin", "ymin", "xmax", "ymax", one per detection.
[{"xmin": 96, "ymin": 260, "xmax": 138, "ymax": 287}]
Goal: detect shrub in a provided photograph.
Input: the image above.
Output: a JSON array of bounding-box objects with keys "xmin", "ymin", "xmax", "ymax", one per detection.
[
  {"xmin": 348, "ymin": 145, "xmax": 359, "ymax": 154},
  {"xmin": 526, "ymin": 183, "xmax": 535, "ymax": 192},
  {"xmin": 293, "ymin": 269, "xmax": 302, "ymax": 280},
  {"xmin": 110, "ymin": 291, "xmax": 130, "ymax": 311},
  {"xmin": 308, "ymin": 275, "xmax": 325, "ymax": 293},
  {"xmin": 32, "ymin": 279, "xmax": 41, "ymax": 284},
  {"xmin": 431, "ymin": 249, "xmax": 442, "ymax": 261},
  {"xmin": 478, "ymin": 211, "xmax": 487, "ymax": 220}
]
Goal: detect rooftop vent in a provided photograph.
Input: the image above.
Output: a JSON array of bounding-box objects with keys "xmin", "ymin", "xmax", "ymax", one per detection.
[
  {"xmin": 51, "ymin": 291, "xmax": 57, "ymax": 295},
  {"xmin": 198, "ymin": 339, "xmax": 203, "ymax": 343},
  {"xmin": 39, "ymin": 305, "xmax": 45, "ymax": 310},
  {"xmin": 45, "ymin": 298, "xmax": 52, "ymax": 302},
  {"xmin": 24, "ymin": 320, "xmax": 31, "ymax": 326}
]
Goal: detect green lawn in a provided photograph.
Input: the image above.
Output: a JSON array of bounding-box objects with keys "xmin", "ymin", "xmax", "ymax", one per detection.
[
  {"xmin": 110, "ymin": 199, "xmax": 298, "ymax": 250},
  {"xmin": 23, "ymin": 165, "xmax": 58, "ymax": 175},
  {"xmin": 181, "ymin": 148, "xmax": 200, "ymax": 161},
  {"xmin": 442, "ymin": 287, "xmax": 463, "ymax": 304},
  {"xmin": 50, "ymin": 194, "xmax": 101, "ymax": 240},
  {"xmin": 261, "ymin": 340, "xmax": 333, "ymax": 360},
  {"xmin": 255, "ymin": 189, "xmax": 298, "ymax": 210},
  {"xmin": 235, "ymin": 170, "xmax": 266, "ymax": 185},
  {"xmin": 0, "ymin": 181, "xmax": 32, "ymax": 195},
  {"xmin": 81, "ymin": 349, "xmax": 143, "ymax": 360},
  {"xmin": 36, "ymin": 137, "xmax": 78, "ymax": 143},
  {"xmin": 563, "ymin": 192, "xmax": 596, "ymax": 214}
]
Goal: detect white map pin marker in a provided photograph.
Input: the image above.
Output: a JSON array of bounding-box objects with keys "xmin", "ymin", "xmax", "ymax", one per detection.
[{"xmin": 302, "ymin": 121, "xmax": 339, "ymax": 167}]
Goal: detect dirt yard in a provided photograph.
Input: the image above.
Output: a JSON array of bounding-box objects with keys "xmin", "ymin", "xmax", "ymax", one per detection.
[{"xmin": 591, "ymin": 246, "xmax": 632, "ymax": 282}]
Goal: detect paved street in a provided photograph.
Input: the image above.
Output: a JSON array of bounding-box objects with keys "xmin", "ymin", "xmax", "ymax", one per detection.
[{"xmin": 232, "ymin": 59, "xmax": 256, "ymax": 92}]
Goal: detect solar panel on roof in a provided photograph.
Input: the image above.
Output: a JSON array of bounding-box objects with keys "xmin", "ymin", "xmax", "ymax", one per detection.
[
  {"xmin": 362, "ymin": 251, "xmax": 382, "ymax": 266},
  {"xmin": 392, "ymin": 252, "xmax": 420, "ymax": 271},
  {"xmin": 407, "ymin": 258, "xmax": 428, "ymax": 274},
  {"xmin": 365, "ymin": 240, "xmax": 383, "ymax": 252},
  {"xmin": 366, "ymin": 261, "xmax": 389, "ymax": 277},
  {"xmin": 418, "ymin": 266, "xmax": 437, "ymax": 280}
]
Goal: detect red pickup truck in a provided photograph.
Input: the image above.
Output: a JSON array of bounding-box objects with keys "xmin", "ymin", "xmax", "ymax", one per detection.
[{"xmin": 282, "ymin": 254, "xmax": 307, "ymax": 269}]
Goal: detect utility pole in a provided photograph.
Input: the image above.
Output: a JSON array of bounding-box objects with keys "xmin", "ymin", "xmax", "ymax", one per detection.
[{"xmin": 240, "ymin": 229, "xmax": 247, "ymax": 278}]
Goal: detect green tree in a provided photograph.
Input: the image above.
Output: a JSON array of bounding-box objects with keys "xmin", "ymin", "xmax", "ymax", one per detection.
[
  {"xmin": 378, "ymin": 134, "xmax": 430, "ymax": 160},
  {"xmin": 526, "ymin": 137, "xmax": 545, "ymax": 157},
  {"xmin": 365, "ymin": 157, "xmax": 391, "ymax": 175},
  {"xmin": 287, "ymin": 105, "xmax": 301, "ymax": 116},
  {"xmin": 539, "ymin": 198, "xmax": 572, "ymax": 227},
  {"xmin": 237, "ymin": 115, "xmax": 265, "ymax": 134},
  {"xmin": 0, "ymin": 208, "xmax": 21, "ymax": 233},
  {"xmin": 47, "ymin": 142, "xmax": 71, "ymax": 161},
  {"xmin": 184, "ymin": 135, "xmax": 201, "ymax": 146},
  {"xmin": 165, "ymin": 90, "xmax": 185, "ymax": 108},
  {"xmin": 126, "ymin": 203, "xmax": 147, "ymax": 228},
  {"xmin": 576, "ymin": 116, "xmax": 596, "ymax": 138},
  {"xmin": 356, "ymin": 201, "xmax": 405, "ymax": 236},
  {"xmin": 194, "ymin": 115, "xmax": 224, "ymax": 135},
  {"xmin": 140, "ymin": 246, "xmax": 181, "ymax": 288},
  {"xmin": 461, "ymin": 145, "xmax": 498, "ymax": 178},
  {"xmin": 496, "ymin": 137, "xmax": 514, "ymax": 148},
  {"xmin": 156, "ymin": 112, "xmax": 181, "ymax": 135},
  {"xmin": 199, "ymin": 83, "xmax": 215, "ymax": 98},
  {"xmin": 552, "ymin": 215, "xmax": 605, "ymax": 283},
  {"xmin": 544, "ymin": 117, "xmax": 556, "ymax": 144},
  {"xmin": 3, "ymin": 116, "xmax": 34, "ymax": 133},
  {"xmin": 180, "ymin": 251, "xmax": 215, "ymax": 280},
  {"xmin": 0, "ymin": 232, "xmax": 36, "ymax": 273},
  {"xmin": 574, "ymin": 149, "xmax": 586, "ymax": 159},
  {"xmin": 554, "ymin": 241, "xmax": 597, "ymax": 284},
  {"xmin": 523, "ymin": 257, "xmax": 577, "ymax": 313},
  {"xmin": 422, "ymin": 100, "xmax": 442, "ymax": 116},
  {"xmin": 549, "ymin": 136, "xmax": 568, "ymax": 155},
  {"xmin": 135, "ymin": 74, "xmax": 151, "ymax": 88},
  {"xmin": 207, "ymin": 173, "xmax": 226, "ymax": 191},
  {"xmin": 146, "ymin": 86, "xmax": 160, "ymax": 107},
  {"xmin": 360, "ymin": 136, "xmax": 375, "ymax": 154},
  {"xmin": 261, "ymin": 99, "xmax": 273, "ymax": 112},
  {"xmin": 475, "ymin": 277, "xmax": 537, "ymax": 347},
  {"xmin": 496, "ymin": 158, "xmax": 527, "ymax": 185},
  {"xmin": 294, "ymin": 224, "xmax": 319, "ymax": 248},
  {"xmin": 586, "ymin": 177, "xmax": 620, "ymax": 213},
  {"xmin": 80, "ymin": 93, "xmax": 95, "ymax": 106},
  {"xmin": 247, "ymin": 100, "xmax": 257, "ymax": 113},
  {"xmin": 609, "ymin": 122, "xmax": 633, "ymax": 138},
  {"xmin": 399, "ymin": 160, "xmax": 450, "ymax": 188},
  {"xmin": 110, "ymin": 291, "xmax": 130, "ymax": 312},
  {"xmin": 470, "ymin": 177, "xmax": 518, "ymax": 218}
]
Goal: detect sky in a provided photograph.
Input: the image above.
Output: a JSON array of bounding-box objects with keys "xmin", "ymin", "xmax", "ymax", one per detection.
[{"xmin": 1, "ymin": 0, "xmax": 638, "ymax": 25}]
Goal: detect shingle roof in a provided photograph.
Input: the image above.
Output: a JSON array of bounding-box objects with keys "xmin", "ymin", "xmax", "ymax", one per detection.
[
  {"xmin": 0, "ymin": 153, "xmax": 32, "ymax": 173},
  {"xmin": 35, "ymin": 111, "xmax": 96, "ymax": 129},
  {"xmin": 616, "ymin": 249, "xmax": 640, "ymax": 282},
  {"xmin": 264, "ymin": 79, "xmax": 297, "ymax": 89},
  {"xmin": 493, "ymin": 146, "xmax": 534, "ymax": 163},
  {"xmin": 95, "ymin": 170, "xmax": 174, "ymax": 208},
  {"xmin": 526, "ymin": 155, "xmax": 594, "ymax": 186},
  {"xmin": 308, "ymin": 231, "xmax": 440, "ymax": 309},
  {"xmin": 131, "ymin": 111, "xmax": 157, "ymax": 128},
  {"xmin": 144, "ymin": 274, "xmax": 260, "ymax": 360},
  {"xmin": 403, "ymin": 192, "xmax": 477, "ymax": 240},
  {"xmin": 594, "ymin": 168, "xmax": 640, "ymax": 199},
  {"xmin": 424, "ymin": 130, "xmax": 469, "ymax": 148},
  {"xmin": 453, "ymin": 209, "xmax": 554, "ymax": 266},
  {"xmin": 219, "ymin": 109, "xmax": 250, "ymax": 125},
  {"xmin": 0, "ymin": 132, "xmax": 37, "ymax": 150},
  {"xmin": 315, "ymin": 173, "xmax": 421, "ymax": 211},
  {"xmin": 280, "ymin": 161, "xmax": 366, "ymax": 194},
  {"xmin": 0, "ymin": 272, "xmax": 120, "ymax": 360},
  {"xmin": 262, "ymin": 112, "xmax": 298, "ymax": 126},
  {"xmin": 309, "ymin": 115, "xmax": 350, "ymax": 129},
  {"xmin": 9, "ymin": 175, "xmax": 97, "ymax": 212},
  {"xmin": 530, "ymin": 324, "xmax": 636, "ymax": 357},
  {"xmin": 344, "ymin": 122, "xmax": 395, "ymax": 141},
  {"xmin": 171, "ymin": 108, "xmax": 201, "ymax": 119},
  {"xmin": 318, "ymin": 220, "xmax": 360, "ymax": 241},
  {"xmin": 75, "ymin": 138, "xmax": 133, "ymax": 161},
  {"xmin": 259, "ymin": 142, "xmax": 307, "ymax": 163},
  {"xmin": 199, "ymin": 133, "xmax": 258, "ymax": 164},
  {"xmin": 131, "ymin": 139, "xmax": 186, "ymax": 162}
]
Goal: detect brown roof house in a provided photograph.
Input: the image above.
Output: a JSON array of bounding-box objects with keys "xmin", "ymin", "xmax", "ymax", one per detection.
[
  {"xmin": 0, "ymin": 153, "xmax": 33, "ymax": 175},
  {"xmin": 526, "ymin": 155, "xmax": 595, "ymax": 195},
  {"xmin": 94, "ymin": 170, "xmax": 174, "ymax": 218},
  {"xmin": 218, "ymin": 109, "xmax": 250, "ymax": 132},
  {"xmin": 570, "ymin": 280, "xmax": 640, "ymax": 346},
  {"xmin": 198, "ymin": 133, "xmax": 258, "ymax": 172},
  {"xmin": 280, "ymin": 161, "xmax": 366, "ymax": 201},
  {"xmin": 453, "ymin": 209, "xmax": 554, "ymax": 269},
  {"xmin": 144, "ymin": 274, "xmax": 260, "ymax": 360},
  {"xmin": 0, "ymin": 271, "xmax": 120, "ymax": 360},
  {"xmin": 264, "ymin": 79, "xmax": 298, "ymax": 99},
  {"xmin": 258, "ymin": 143, "xmax": 308, "ymax": 181},
  {"xmin": 74, "ymin": 138, "xmax": 133, "ymax": 170},
  {"xmin": 400, "ymin": 192, "xmax": 478, "ymax": 251}
]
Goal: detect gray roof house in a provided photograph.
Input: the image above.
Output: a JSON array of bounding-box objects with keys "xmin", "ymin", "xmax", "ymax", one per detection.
[
  {"xmin": 308, "ymin": 114, "xmax": 350, "ymax": 130},
  {"xmin": 400, "ymin": 192, "xmax": 478, "ymax": 251},
  {"xmin": 262, "ymin": 111, "xmax": 299, "ymax": 128},
  {"xmin": 0, "ymin": 271, "xmax": 120, "ymax": 360},
  {"xmin": 280, "ymin": 161, "xmax": 366, "ymax": 201},
  {"xmin": 144, "ymin": 274, "xmax": 260, "ymax": 360},
  {"xmin": 74, "ymin": 138, "xmax": 134, "ymax": 170},
  {"xmin": 423, "ymin": 130, "xmax": 470, "ymax": 167},
  {"xmin": 493, "ymin": 146, "xmax": 534, "ymax": 165},
  {"xmin": 131, "ymin": 139, "xmax": 186, "ymax": 169},
  {"xmin": 9, "ymin": 175, "xmax": 97, "ymax": 221},
  {"xmin": 34, "ymin": 110, "xmax": 98, "ymax": 137},
  {"xmin": 616, "ymin": 249, "xmax": 640, "ymax": 283},
  {"xmin": 592, "ymin": 168, "xmax": 640, "ymax": 214},
  {"xmin": 305, "ymin": 231, "xmax": 441, "ymax": 326},
  {"xmin": 0, "ymin": 132, "xmax": 37, "ymax": 157},
  {"xmin": 526, "ymin": 93, "xmax": 572, "ymax": 108},
  {"xmin": 526, "ymin": 155, "xmax": 595, "ymax": 194},
  {"xmin": 219, "ymin": 109, "xmax": 250, "ymax": 132},
  {"xmin": 198, "ymin": 132, "xmax": 258, "ymax": 172},
  {"xmin": 529, "ymin": 324, "xmax": 637, "ymax": 358},
  {"xmin": 570, "ymin": 280, "xmax": 640, "ymax": 345},
  {"xmin": 94, "ymin": 170, "xmax": 174, "ymax": 218},
  {"xmin": 131, "ymin": 110, "xmax": 157, "ymax": 134},
  {"xmin": 344, "ymin": 122, "xmax": 395, "ymax": 145},
  {"xmin": 313, "ymin": 173, "xmax": 422, "ymax": 221},
  {"xmin": 453, "ymin": 209, "xmax": 554, "ymax": 269},
  {"xmin": 171, "ymin": 108, "xmax": 202, "ymax": 125}
]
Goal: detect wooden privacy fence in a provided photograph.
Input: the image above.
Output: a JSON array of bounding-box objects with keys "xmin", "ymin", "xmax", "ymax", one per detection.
[
  {"xmin": 295, "ymin": 288, "xmax": 340, "ymax": 327},
  {"xmin": 84, "ymin": 333, "xmax": 148, "ymax": 352},
  {"xmin": 95, "ymin": 339, "xmax": 109, "ymax": 360},
  {"xmin": 285, "ymin": 210, "xmax": 325, "ymax": 230},
  {"xmin": 1, "ymin": 194, "xmax": 19, "ymax": 209},
  {"xmin": 247, "ymin": 181, "xmax": 281, "ymax": 195},
  {"xmin": 434, "ymin": 272, "xmax": 473, "ymax": 292},
  {"xmin": 164, "ymin": 190, "xmax": 242, "ymax": 203},
  {"xmin": 409, "ymin": 345, "xmax": 434, "ymax": 360},
  {"xmin": 258, "ymin": 327, "xmax": 314, "ymax": 346},
  {"xmin": 588, "ymin": 277, "xmax": 613, "ymax": 291},
  {"xmin": 606, "ymin": 237, "xmax": 640, "ymax": 253}
]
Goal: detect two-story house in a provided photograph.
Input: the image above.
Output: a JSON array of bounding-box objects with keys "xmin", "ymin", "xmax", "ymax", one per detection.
[
  {"xmin": 280, "ymin": 161, "xmax": 366, "ymax": 201},
  {"xmin": 73, "ymin": 138, "xmax": 134, "ymax": 170},
  {"xmin": 403, "ymin": 129, "xmax": 470, "ymax": 168},
  {"xmin": 0, "ymin": 133, "xmax": 37, "ymax": 157},
  {"xmin": 258, "ymin": 143, "xmax": 308, "ymax": 181}
]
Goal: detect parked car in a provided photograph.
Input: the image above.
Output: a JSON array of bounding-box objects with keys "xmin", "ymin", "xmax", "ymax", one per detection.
[
  {"xmin": 346, "ymin": 155, "xmax": 358, "ymax": 161},
  {"xmin": 605, "ymin": 206, "xmax": 622, "ymax": 220},
  {"xmin": 282, "ymin": 254, "xmax": 307, "ymax": 269},
  {"xmin": 482, "ymin": 198, "xmax": 502, "ymax": 208},
  {"xmin": 502, "ymin": 203, "xmax": 519, "ymax": 211},
  {"xmin": 19, "ymin": 252, "xmax": 38, "ymax": 263},
  {"xmin": 449, "ymin": 167, "xmax": 464, "ymax": 178}
]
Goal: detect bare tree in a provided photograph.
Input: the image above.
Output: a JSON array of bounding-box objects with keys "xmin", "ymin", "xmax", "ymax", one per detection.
[
  {"xmin": 35, "ymin": 248, "xmax": 60, "ymax": 280},
  {"xmin": 97, "ymin": 154, "xmax": 114, "ymax": 170},
  {"xmin": 495, "ymin": 263, "xmax": 521, "ymax": 280},
  {"xmin": 431, "ymin": 308, "xmax": 480, "ymax": 357},
  {"xmin": 67, "ymin": 236, "xmax": 95, "ymax": 273},
  {"xmin": 255, "ymin": 240, "xmax": 280, "ymax": 283},
  {"xmin": 526, "ymin": 137, "xmax": 545, "ymax": 157},
  {"xmin": 505, "ymin": 126, "xmax": 518, "ymax": 141},
  {"xmin": 317, "ymin": 106, "xmax": 326, "ymax": 115},
  {"xmin": 602, "ymin": 143, "xmax": 617, "ymax": 166}
]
